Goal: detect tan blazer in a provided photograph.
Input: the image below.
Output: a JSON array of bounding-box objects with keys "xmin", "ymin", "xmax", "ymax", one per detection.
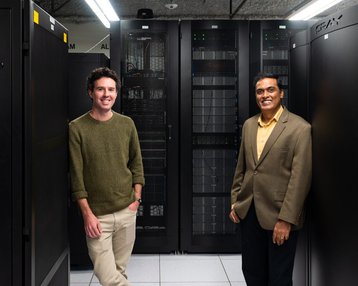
[{"xmin": 231, "ymin": 108, "xmax": 312, "ymax": 230}]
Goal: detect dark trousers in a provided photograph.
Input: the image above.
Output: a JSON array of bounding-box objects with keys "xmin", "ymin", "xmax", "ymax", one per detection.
[{"xmin": 240, "ymin": 204, "xmax": 299, "ymax": 286}]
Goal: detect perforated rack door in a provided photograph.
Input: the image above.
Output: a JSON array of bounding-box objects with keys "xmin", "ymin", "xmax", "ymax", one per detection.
[
  {"xmin": 113, "ymin": 20, "xmax": 179, "ymax": 253},
  {"xmin": 180, "ymin": 20, "xmax": 249, "ymax": 253},
  {"xmin": 192, "ymin": 25, "xmax": 238, "ymax": 235}
]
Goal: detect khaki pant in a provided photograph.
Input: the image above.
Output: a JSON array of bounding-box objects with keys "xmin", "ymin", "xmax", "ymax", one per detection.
[{"xmin": 86, "ymin": 207, "xmax": 136, "ymax": 286}]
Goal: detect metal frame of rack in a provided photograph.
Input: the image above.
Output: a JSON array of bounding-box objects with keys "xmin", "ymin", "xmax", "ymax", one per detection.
[
  {"xmin": 180, "ymin": 20, "xmax": 249, "ymax": 252},
  {"xmin": 111, "ymin": 20, "xmax": 179, "ymax": 253}
]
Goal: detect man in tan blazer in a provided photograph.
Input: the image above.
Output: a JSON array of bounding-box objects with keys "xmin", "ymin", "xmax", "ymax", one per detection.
[{"xmin": 230, "ymin": 73, "xmax": 312, "ymax": 286}]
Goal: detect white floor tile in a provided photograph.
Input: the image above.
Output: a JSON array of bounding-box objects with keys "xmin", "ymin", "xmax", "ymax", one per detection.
[
  {"xmin": 219, "ymin": 254, "xmax": 242, "ymax": 260},
  {"xmin": 90, "ymin": 281, "xmax": 160, "ymax": 286},
  {"xmin": 131, "ymin": 254, "xmax": 160, "ymax": 260},
  {"xmin": 71, "ymin": 254, "xmax": 247, "ymax": 285},
  {"xmin": 160, "ymin": 258, "xmax": 228, "ymax": 282},
  {"xmin": 162, "ymin": 283, "xmax": 230, "ymax": 286},
  {"xmin": 127, "ymin": 255, "xmax": 160, "ymax": 282},
  {"xmin": 231, "ymin": 282, "xmax": 247, "ymax": 286},
  {"xmin": 91, "ymin": 275, "xmax": 99, "ymax": 283},
  {"xmin": 221, "ymin": 257, "xmax": 245, "ymax": 282},
  {"xmin": 131, "ymin": 284, "xmax": 160, "ymax": 286},
  {"xmin": 90, "ymin": 255, "xmax": 160, "ymax": 284},
  {"xmin": 160, "ymin": 254, "xmax": 219, "ymax": 260},
  {"xmin": 70, "ymin": 270, "xmax": 93, "ymax": 283}
]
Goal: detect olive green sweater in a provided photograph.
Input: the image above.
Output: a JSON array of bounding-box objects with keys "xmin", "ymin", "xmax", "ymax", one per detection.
[{"xmin": 69, "ymin": 111, "xmax": 144, "ymax": 216}]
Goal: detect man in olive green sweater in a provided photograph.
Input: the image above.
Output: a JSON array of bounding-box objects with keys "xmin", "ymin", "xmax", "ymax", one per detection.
[{"xmin": 69, "ymin": 67, "xmax": 144, "ymax": 286}]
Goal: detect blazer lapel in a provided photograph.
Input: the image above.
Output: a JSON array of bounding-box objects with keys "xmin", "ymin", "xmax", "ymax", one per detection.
[
  {"xmin": 250, "ymin": 116, "xmax": 259, "ymax": 165},
  {"xmin": 256, "ymin": 108, "xmax": 289, "ymax": 166}
]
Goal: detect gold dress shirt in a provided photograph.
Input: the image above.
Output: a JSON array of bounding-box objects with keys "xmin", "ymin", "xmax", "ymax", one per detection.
[{"xmin": 257, "ymin": 106, "xmax": 284, "ymax": 159}]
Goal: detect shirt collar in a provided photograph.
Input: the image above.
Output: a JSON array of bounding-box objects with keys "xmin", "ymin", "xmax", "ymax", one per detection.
[{"xmin": 258, "ymin": 105, "xmax": 284, "ymax": 127}]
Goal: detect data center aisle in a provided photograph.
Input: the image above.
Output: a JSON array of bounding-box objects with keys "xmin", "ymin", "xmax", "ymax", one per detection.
[{"xmin": 70, "ymin": 254, "xmax": 246, "ymax": 286}]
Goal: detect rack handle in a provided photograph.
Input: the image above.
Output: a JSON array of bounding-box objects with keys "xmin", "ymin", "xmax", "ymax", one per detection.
[{"xmin": 168, "ymin": 124, "xmax": 172, "ymax": 141}]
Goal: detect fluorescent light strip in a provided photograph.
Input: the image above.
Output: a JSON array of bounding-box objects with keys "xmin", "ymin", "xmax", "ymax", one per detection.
[
  {"xmin": 85, "ymin": 0, "xmax": 110, "ymax": 28},
  {"xmin": 95, "ymin": 0, "xmax": 119, "ymax": 21},
  {"xmin": 288, "ymin": 0, "xmax": 344, "ymax": 20}
]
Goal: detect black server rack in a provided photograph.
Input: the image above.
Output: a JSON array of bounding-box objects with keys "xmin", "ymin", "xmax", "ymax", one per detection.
[
  {"xmin": 68, "ymin": 53, "xmax": 109, "ymax": 269},
  {"xmin": 289, "ymin": 29, "xmax": 310, "ymax": 286},
  {"xmin": 24, "ymin": 2, "xmax": 69, "ymax": 285},
  {"xmin": 111, "ymin": 21, "xmax": 179, "ymax": 253},
  {"xmin": 249, "ymin": 21, "xmax": 308, "ymax": 116},
  {"xmin": 1, "ymin": 0, "xmax": 69, "ymax": 285},
  {"xmin": 309, "ymin": 5, "xmax": 358, "ymax": 286},
  {"xmin": 180, "ymin": 20, "xmax": 249, "ymax": 252},
  {"xmin": 289, "ymin": 30, "xmax": 310, "ymax": 120},
  {"xmin": 0, "ymin": 1, "xmax": 22, "ymax": 284}
]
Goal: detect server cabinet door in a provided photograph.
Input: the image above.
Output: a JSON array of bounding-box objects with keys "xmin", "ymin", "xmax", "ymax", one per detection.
[
  {"xmin": 112, "ymin": 20, "xmax": 179, "ymax": 253},
  {"xmin": 23, "ymin": 3, "xmax": 69, "ymax": 285},
  {"xmin": 0, "ymin": 2, "xmax": 23, "ymax": 284},
  {"xmin": 310, "ymin": 7, "xmax": 358, "ymax": 285},
  {"xmin": 0, "ymin": 8, "xmax": 13, "ymax": 285},
  {"xmin": 180, "ymin": 20, "xmax": 248, "ymax": 253},
  {"xmin": 289, "ymin": 29, "xmax": 310, "ymax": 286}
]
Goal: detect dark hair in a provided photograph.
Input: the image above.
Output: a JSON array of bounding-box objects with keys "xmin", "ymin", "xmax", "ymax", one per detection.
[
  {"xmin": 87, "ymin": 67, "xmax": 120, "ymax": 92},
  {"xmin": 253, "ymin": 72, "xmax": 282, "ymax": 90}
]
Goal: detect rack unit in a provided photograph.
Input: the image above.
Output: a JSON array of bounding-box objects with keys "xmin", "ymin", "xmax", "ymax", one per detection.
[
  {"xmin": 249, "ymin": 21, "xmax": 308, "ymax": 116},
  {"xmin": 180, "ymin": 20, "xmax": 249, "ymax": 252},
  {"xmin": 111, "ymin": 21, "xmax": 179, "ymax": 252}
]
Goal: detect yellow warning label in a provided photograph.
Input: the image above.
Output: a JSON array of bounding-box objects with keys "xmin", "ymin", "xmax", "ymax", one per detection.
[
  {"xmin": 33, "ymin": 10, "xmax": 39, "ymax": 25},
  {"xmin": 63, "ymin": 33, "xmax": 68, "ymax": 43}
]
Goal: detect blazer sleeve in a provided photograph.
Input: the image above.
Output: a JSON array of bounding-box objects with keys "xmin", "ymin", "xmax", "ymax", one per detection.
[{"xmin": 278, "ymin": 123, "xmax": 312, "ymax": 225}]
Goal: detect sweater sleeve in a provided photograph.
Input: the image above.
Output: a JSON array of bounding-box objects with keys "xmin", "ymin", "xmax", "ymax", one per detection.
[
  {"xmin": 128, "ymin": 120, "xmax": 145, "ymax": 186},
  {"xmin": 69, "ymin": 122, "xmax": 88, "ymax": 201}
]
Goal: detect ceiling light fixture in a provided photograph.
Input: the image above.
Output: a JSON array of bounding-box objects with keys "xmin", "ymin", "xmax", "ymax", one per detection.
[
  {"xmin": 288, "ymin": 0, "xmax": 344, "ymax": 21},
  {"xmin": 85, "ymin": 0, "xmax": 119, "ymax": 28}
]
